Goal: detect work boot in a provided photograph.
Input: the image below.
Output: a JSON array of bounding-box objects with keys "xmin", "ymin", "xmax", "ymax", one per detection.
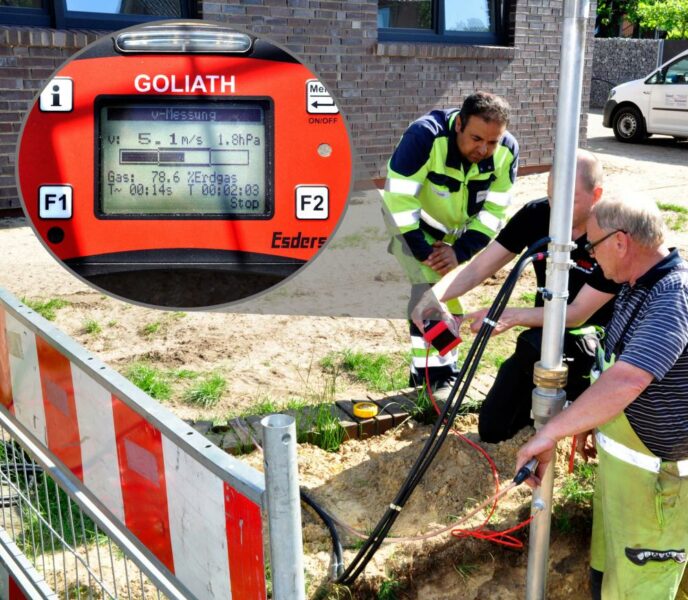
[{"xmin": 431, "ymin": 377, "xmax": 457, "ymax": 407}]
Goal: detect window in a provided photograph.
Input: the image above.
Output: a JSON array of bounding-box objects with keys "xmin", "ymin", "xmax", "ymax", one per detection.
[
  {"xmin": 0, "ymin": 0, "xmax": 196, "ymax": 29},
  {"xmin": 664, "ymin": 57, "xmax": 688, "ymax": 85},
  {"xmin": 378, "ymin": 0, "xmax": 510, "ymax": 45},
  {"xmin": 647, "ymin": 56, "xmax": 688, "ymax": 85}
]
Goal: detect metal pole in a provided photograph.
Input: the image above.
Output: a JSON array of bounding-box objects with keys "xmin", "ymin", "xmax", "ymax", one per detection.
[
  {"xmin": 262, "ymin": 414, "xmax": 305, "ymax": 600},
  {"xmin": 526, "ymin": 0, "xmax": 590, "ymax": 598}
]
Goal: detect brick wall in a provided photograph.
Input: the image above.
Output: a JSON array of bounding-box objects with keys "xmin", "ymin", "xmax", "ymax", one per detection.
[
  {"xmin": 0, "ymin": 27, "xmax": 100, "ymax": 209},
  {"xmin": 201, "ymin": 0, "xmax": 596, "ymax": 179},
  {"xmin": 0, "ymin": 0, "xmax": 597, "ymax": 209},
  {"xmin": 591, "ymin": 37, "xmax": 660, "ymax": 108}
]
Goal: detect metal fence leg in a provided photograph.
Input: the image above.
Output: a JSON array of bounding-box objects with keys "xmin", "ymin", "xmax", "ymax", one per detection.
[{"xmin": 261, "ymin": 415, "xmax": 305, "ymax": 600}]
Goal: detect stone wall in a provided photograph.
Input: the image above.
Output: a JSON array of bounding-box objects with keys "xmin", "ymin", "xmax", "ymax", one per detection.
[
  {"xmin": 591, "ymin": 37, "xmax": 660, "ymax": 108},
  {"xmin": 0, "ymin": 0, "xmax": 597, "ymax": 209}
]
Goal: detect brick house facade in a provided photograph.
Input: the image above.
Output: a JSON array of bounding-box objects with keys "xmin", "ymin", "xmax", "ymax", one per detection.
[{"xmin": 0, "ymin": 1, "xmax": 596, "ymax": 209}]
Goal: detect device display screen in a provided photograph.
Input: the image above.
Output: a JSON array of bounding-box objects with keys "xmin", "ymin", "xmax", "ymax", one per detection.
[{"xmin": 98, "ymin": 100, "xmax": 271, "ymax": 217}]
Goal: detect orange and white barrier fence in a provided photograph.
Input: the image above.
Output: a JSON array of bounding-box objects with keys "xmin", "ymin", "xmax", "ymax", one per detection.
[{"xmin": 0, "ymin": 287, "xmax": 294, "ymax": 599}]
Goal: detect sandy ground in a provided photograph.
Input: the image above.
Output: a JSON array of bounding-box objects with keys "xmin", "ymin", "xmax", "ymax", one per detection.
[{"xmin": 0, "ymin": 111, "xmax": 687, "ymax": 598}]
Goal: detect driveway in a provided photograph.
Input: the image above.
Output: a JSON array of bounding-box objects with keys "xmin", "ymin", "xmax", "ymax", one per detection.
[{"xmin": 586, "ymin": 109, "xmax": 688, "ymax": 202}]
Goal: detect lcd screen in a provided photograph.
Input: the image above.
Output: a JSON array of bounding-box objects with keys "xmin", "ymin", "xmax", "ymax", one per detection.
[{"xmin": 98, "ymin": 100, "xmax": 271, "ymax": 217}]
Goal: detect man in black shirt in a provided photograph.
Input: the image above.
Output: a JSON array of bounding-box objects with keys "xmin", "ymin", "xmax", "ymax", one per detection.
[{"xmin": 412, "ymin": 149, "xmax": 620, "ymax": 442}]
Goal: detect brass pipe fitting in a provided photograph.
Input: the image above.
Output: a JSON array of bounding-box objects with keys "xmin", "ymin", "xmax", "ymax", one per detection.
[{"xmin": 533, "ymin": 361, "xmax": 568, "ymax": 389}]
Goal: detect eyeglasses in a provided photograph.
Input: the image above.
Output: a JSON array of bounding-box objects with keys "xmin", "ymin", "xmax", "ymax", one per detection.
[{"xmin": 584, "ymin": 229, "xmax": 625, "ymax": 256}]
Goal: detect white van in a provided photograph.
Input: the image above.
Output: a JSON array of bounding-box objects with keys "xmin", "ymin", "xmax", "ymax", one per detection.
[{"xmin": 603, "ymin": 49, "xmax": 688, "ymax": 142}]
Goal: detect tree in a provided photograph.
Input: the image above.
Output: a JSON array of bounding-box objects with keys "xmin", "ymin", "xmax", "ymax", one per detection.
[
  {"xmin": 596, "ymin": 0, "xmax": 640, "ymax": 37},
  {"xmin": 637, "ymin": 0, "xmax": 688, "ymax": 39}
]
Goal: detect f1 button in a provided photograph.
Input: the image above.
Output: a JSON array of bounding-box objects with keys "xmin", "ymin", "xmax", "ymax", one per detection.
[{"xmin": 39, "ymin": 185, "xmax": 73, "ymax": 219}]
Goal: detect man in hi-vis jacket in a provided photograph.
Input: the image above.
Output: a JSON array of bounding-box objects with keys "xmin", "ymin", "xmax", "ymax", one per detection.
[{"xmin": 383, "ymin": 91, "xmax": 518, "ymax": 397}]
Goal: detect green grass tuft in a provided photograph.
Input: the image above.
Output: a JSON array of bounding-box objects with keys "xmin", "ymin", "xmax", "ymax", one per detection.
[
  {"xmin": 377, "ymin": 577, "xmax": 402, "ymax": 600},
  {"xmin": 141, "ymin": 321, "xmax": 162, "ymax": 336},
  {"xmin": 560, "ymin": 461, "xmax": 596, "ymax": 504},
  {"xmin": 125, "ymin": 362, "xmax": 171, "ymax": 401},
  {"xmin": 658, "ymin": 202, "xmax": 688, "ymax": 232},
  {"xmin": 322, "ymin": 350, "xmax": 410, "ymax": 393},
  {"xmin": 658, "ymin": 202, "xmax": 688, "ymax": 214},
  {"xmin": 82, "ymin": 319, "xmax": 101, "ymax": 335},
  {"xmin": 250, "ymin": 397, "xmax": 281, "ymax": 416},
  {"xmin": 310, "ymin": 404, "xmax": 345, "ymax": 452},
  {"xmin": 285, "ymin": 397, "xmax": 308, "ymax": 411},
  {"xmin": 183, "ymin": 373, "xmax": 226, "ymax": 409},
  {"xmin": 170, "ymin": 368, "xmax": 198, "ymax": 380},
  {"xmin": 21, "ymin": 297, "xmax": 70, "ymax": 321}
]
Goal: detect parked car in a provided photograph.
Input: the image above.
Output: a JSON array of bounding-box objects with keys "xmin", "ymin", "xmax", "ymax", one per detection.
[{"xmin": 603, "ymin": 49, "xmax": 688, "ymax": 143}]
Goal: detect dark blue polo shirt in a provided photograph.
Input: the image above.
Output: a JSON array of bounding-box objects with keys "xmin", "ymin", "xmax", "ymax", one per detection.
[{"xmin": 603, "ymin": 249, "xmax": 688, "ymax": 460}]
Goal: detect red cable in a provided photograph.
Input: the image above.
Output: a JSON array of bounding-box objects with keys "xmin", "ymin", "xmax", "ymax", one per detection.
[{"xmin": 424, "ymin": 351, "xmax": 535, "ymax": 549}]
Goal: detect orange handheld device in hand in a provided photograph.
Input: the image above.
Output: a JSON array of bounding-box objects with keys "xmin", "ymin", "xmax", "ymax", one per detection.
[{"xmin": 422, "ymin": 320, "xmax": 462, "ymax": 356}]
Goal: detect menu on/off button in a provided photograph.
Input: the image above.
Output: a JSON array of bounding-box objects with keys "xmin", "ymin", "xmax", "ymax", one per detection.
[{"xmin": 306, "ymin": 79, "xmax": 339, "ymax": 115}]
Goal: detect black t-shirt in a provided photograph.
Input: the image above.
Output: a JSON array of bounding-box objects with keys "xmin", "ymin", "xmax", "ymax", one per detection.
[{"xmin": 496, "ymin": 198, "xmax": 620, "ymax": 327}]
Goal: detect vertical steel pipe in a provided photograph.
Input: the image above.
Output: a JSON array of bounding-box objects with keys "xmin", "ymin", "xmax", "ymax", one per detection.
[
  {"xmin": 526, "ymin": 0, "xmax": 591, "ymax": 598},
  {"xmin": 262, "ymin": 414, "xmax": 305, "ymax": 600}
]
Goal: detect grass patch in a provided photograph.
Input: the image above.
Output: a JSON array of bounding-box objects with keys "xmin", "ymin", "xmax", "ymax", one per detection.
[
  {"xmin": 664, "ymin": 213, "xmax": 688, "ymax": 233},
  {"xmin": 21, "ymin": 297, "xmax": 69, "ymax": 321},
  {"xmin": 285, "ymin": 397, "xmax": 308, "ymax": 411},
  {"xmin": 183, "ymin": 373, "xmax": 226, "ymax": 409},
  {"xmin": 17, "ymin": 471, "xmax": 105, "ymax": 557},
  {"xmin": 409, "ymin": 385, "xmax": 433, "ymax": 421},
  {"xmin": 552, "ymin": 461, "xmax": 596, "ymax": 534},
  {"xmin": 322, "ymin": 350, "xmax": 410, "ymax": 393},
  {"xmin": 82, "ymin": 319, "xmax": 101, "ymax": 335},
  {"xmin": 519, "ymin": 291, "xmax": 537, "ymax": 305},
  {"xmin": 658, "ymin": 202, "xmax": 688, "ymax": 214},
  {"xmin": 559, "ymin": 461, "xmax": 596, "ymax": 504},
  {"xmin": 141, "ymin": 321, "xmax": 162, "ymax": 336},
  {"xmin": 658, "ymin": 202, "xmax": 688, "ymax": 232},
  {"xmin": 124, "ymin": 362, "xmax": 171, "ymax": 401},
  {"xmin": 457, "ymin": 394, "xmax": 482, "ymax": 415},
  {"xmin": 309, "ymin": 404, "xmax": 345, "ymax": 452},
  {"xmin": 170, "ymin": 368, "xmax": 198, "ymax": 380},
  {"xmin": 377, "ymin": 577, "xmax": 402, "ymax": 600},
  {"xmin": 250, "ymin": 397, "xmax": 281, "ymax": 416}
]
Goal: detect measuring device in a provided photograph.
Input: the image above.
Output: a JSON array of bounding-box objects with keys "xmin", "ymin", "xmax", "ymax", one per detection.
[
  {"xmin": 17, "ymin": 21, "xmax": 353, "ymax": 308},
  {"xmin": 422, "ymin": 320, "xmax": 462, "ymax": 356}
]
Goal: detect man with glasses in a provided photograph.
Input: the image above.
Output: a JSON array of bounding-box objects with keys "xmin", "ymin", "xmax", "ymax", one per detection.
[
  {"xmin": 516, "ymin": 194, "xmax": 688, "ymax": 600},
  {"xmin": 412, "ymin": 149, "xmax": 620, "ymax": 442}
]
